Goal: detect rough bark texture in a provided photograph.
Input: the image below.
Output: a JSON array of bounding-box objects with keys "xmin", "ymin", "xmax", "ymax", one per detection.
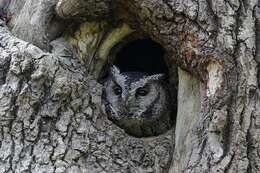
[
  {"xmin": 0, "ymin": 21, "xmax": 174, "ymax": 173},
  {"xmin": 0, "ymin": 0, "xmax": 259, "ymax": 173}
]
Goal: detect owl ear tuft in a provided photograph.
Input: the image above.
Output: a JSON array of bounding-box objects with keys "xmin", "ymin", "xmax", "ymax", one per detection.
[
  {"xmin": 110, "ymin": 65, "xmax": 120, "ymax": 76},
  {"xmin": 146, "ymin": 73, "xmax": 165, "ymax": 81}
]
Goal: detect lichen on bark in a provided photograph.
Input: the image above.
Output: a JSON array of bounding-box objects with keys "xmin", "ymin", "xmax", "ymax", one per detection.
[
  {"xmin": 0, "ymin": 0, "xmax": 259, "ymax": 172},
  {"xmin": 0, "ymin": 18, "xmax": 174, "ymax": 173}
]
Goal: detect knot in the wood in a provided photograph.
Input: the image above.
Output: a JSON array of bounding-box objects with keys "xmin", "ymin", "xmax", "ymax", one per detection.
[{"xmin": 56, "ymin": 0, "xmax": 112, "ymax": 20}]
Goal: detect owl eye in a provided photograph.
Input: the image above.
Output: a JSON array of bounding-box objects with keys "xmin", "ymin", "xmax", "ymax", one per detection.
[
  {"xmin": 113, "ymin": 85, "xmax": 122, "ymax": 95},
  {"xmin": 136, "ymin": 87, "xmax": 149, "ymax": 96}
]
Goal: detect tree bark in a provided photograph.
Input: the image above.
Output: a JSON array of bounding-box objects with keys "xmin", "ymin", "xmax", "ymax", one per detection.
[{"xmin": 0, "ymin": 0, "xmax": 259, "ymax": 173}]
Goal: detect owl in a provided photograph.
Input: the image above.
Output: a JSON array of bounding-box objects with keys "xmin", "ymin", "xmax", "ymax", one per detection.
[
  {"xmin": 0, "ymin": 0, "xmax": 10, "ymax": 20},
  {"xmin": 102, "ymin": 65, "xmax": 174, "ymax": 137}
]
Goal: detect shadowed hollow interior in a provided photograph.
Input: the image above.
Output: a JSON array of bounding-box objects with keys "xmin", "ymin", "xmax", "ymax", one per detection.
[
  {"xmin": 113, "ymin": 38, "xmax": 168, "ymax": 76},
  {"xmin": 101, "ymin": 36, "xmax": 178, "ymax": 137}
]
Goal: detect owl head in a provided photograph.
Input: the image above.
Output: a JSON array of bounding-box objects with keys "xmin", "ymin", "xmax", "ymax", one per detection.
[{"xmin": 103, "ymin": 65, "xmax": 172, "ymax": 137}]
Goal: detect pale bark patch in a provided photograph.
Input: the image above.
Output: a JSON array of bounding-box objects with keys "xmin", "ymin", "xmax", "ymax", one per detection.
[{"xmin": 206, "ymin": 62, "xmax": 223, "ymax": 97}]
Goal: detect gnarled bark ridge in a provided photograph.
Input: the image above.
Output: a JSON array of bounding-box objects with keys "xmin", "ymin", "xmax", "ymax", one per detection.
[{"xmin": 0, "ymin": 0, "xmax": 259, "ymax": 172}]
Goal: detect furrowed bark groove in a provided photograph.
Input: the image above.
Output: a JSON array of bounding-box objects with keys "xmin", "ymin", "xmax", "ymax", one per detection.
[{"xmin": 0, "ymin": 0, "xmax": 259, "ymax": 172}]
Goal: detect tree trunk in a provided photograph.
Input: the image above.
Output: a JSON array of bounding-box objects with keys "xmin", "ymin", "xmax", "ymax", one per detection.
[{"xmin": 0, "ymin": 0, "xmax": 259, "ymax": 173}]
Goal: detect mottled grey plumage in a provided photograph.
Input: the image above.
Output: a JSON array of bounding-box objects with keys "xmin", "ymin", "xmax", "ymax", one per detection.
[
  {"xmin": 103, "ymin": 65, "xmax": 173, "ymax": 137},
  {"xmin": 0, "ymin": 0, "xmax": 10, "ymax": 20}
]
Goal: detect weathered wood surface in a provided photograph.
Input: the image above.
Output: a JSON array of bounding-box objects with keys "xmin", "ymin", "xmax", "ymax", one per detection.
[
  {"xmin": 0, "ymin": 0, "xmax": 259, "ymax": 172},
  {"xmin": 0, "ymin": 18, "xmax": 174, "ymax": 172}
]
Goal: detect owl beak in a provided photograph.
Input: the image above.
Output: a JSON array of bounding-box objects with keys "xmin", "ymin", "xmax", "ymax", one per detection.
[
  {"xmin": 122, "ymin": 95, "xmax": 127, "ymax": 103},
  {"xmin": 123, "ymin": 100, "xmax": 129, "ymax": 109},
  {"xmin": 121, "ymin": 95, "xmax": 130, "ymax": 110}
]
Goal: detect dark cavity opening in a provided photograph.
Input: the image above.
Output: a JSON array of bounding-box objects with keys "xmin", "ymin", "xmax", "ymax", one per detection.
[
  {"xmin": 113, "ymin": 38, "xmax": 168, "ymax": 76},
  {"xmin": 101, "ymin": 36, "xmax": 178, "ymax": 137}
]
